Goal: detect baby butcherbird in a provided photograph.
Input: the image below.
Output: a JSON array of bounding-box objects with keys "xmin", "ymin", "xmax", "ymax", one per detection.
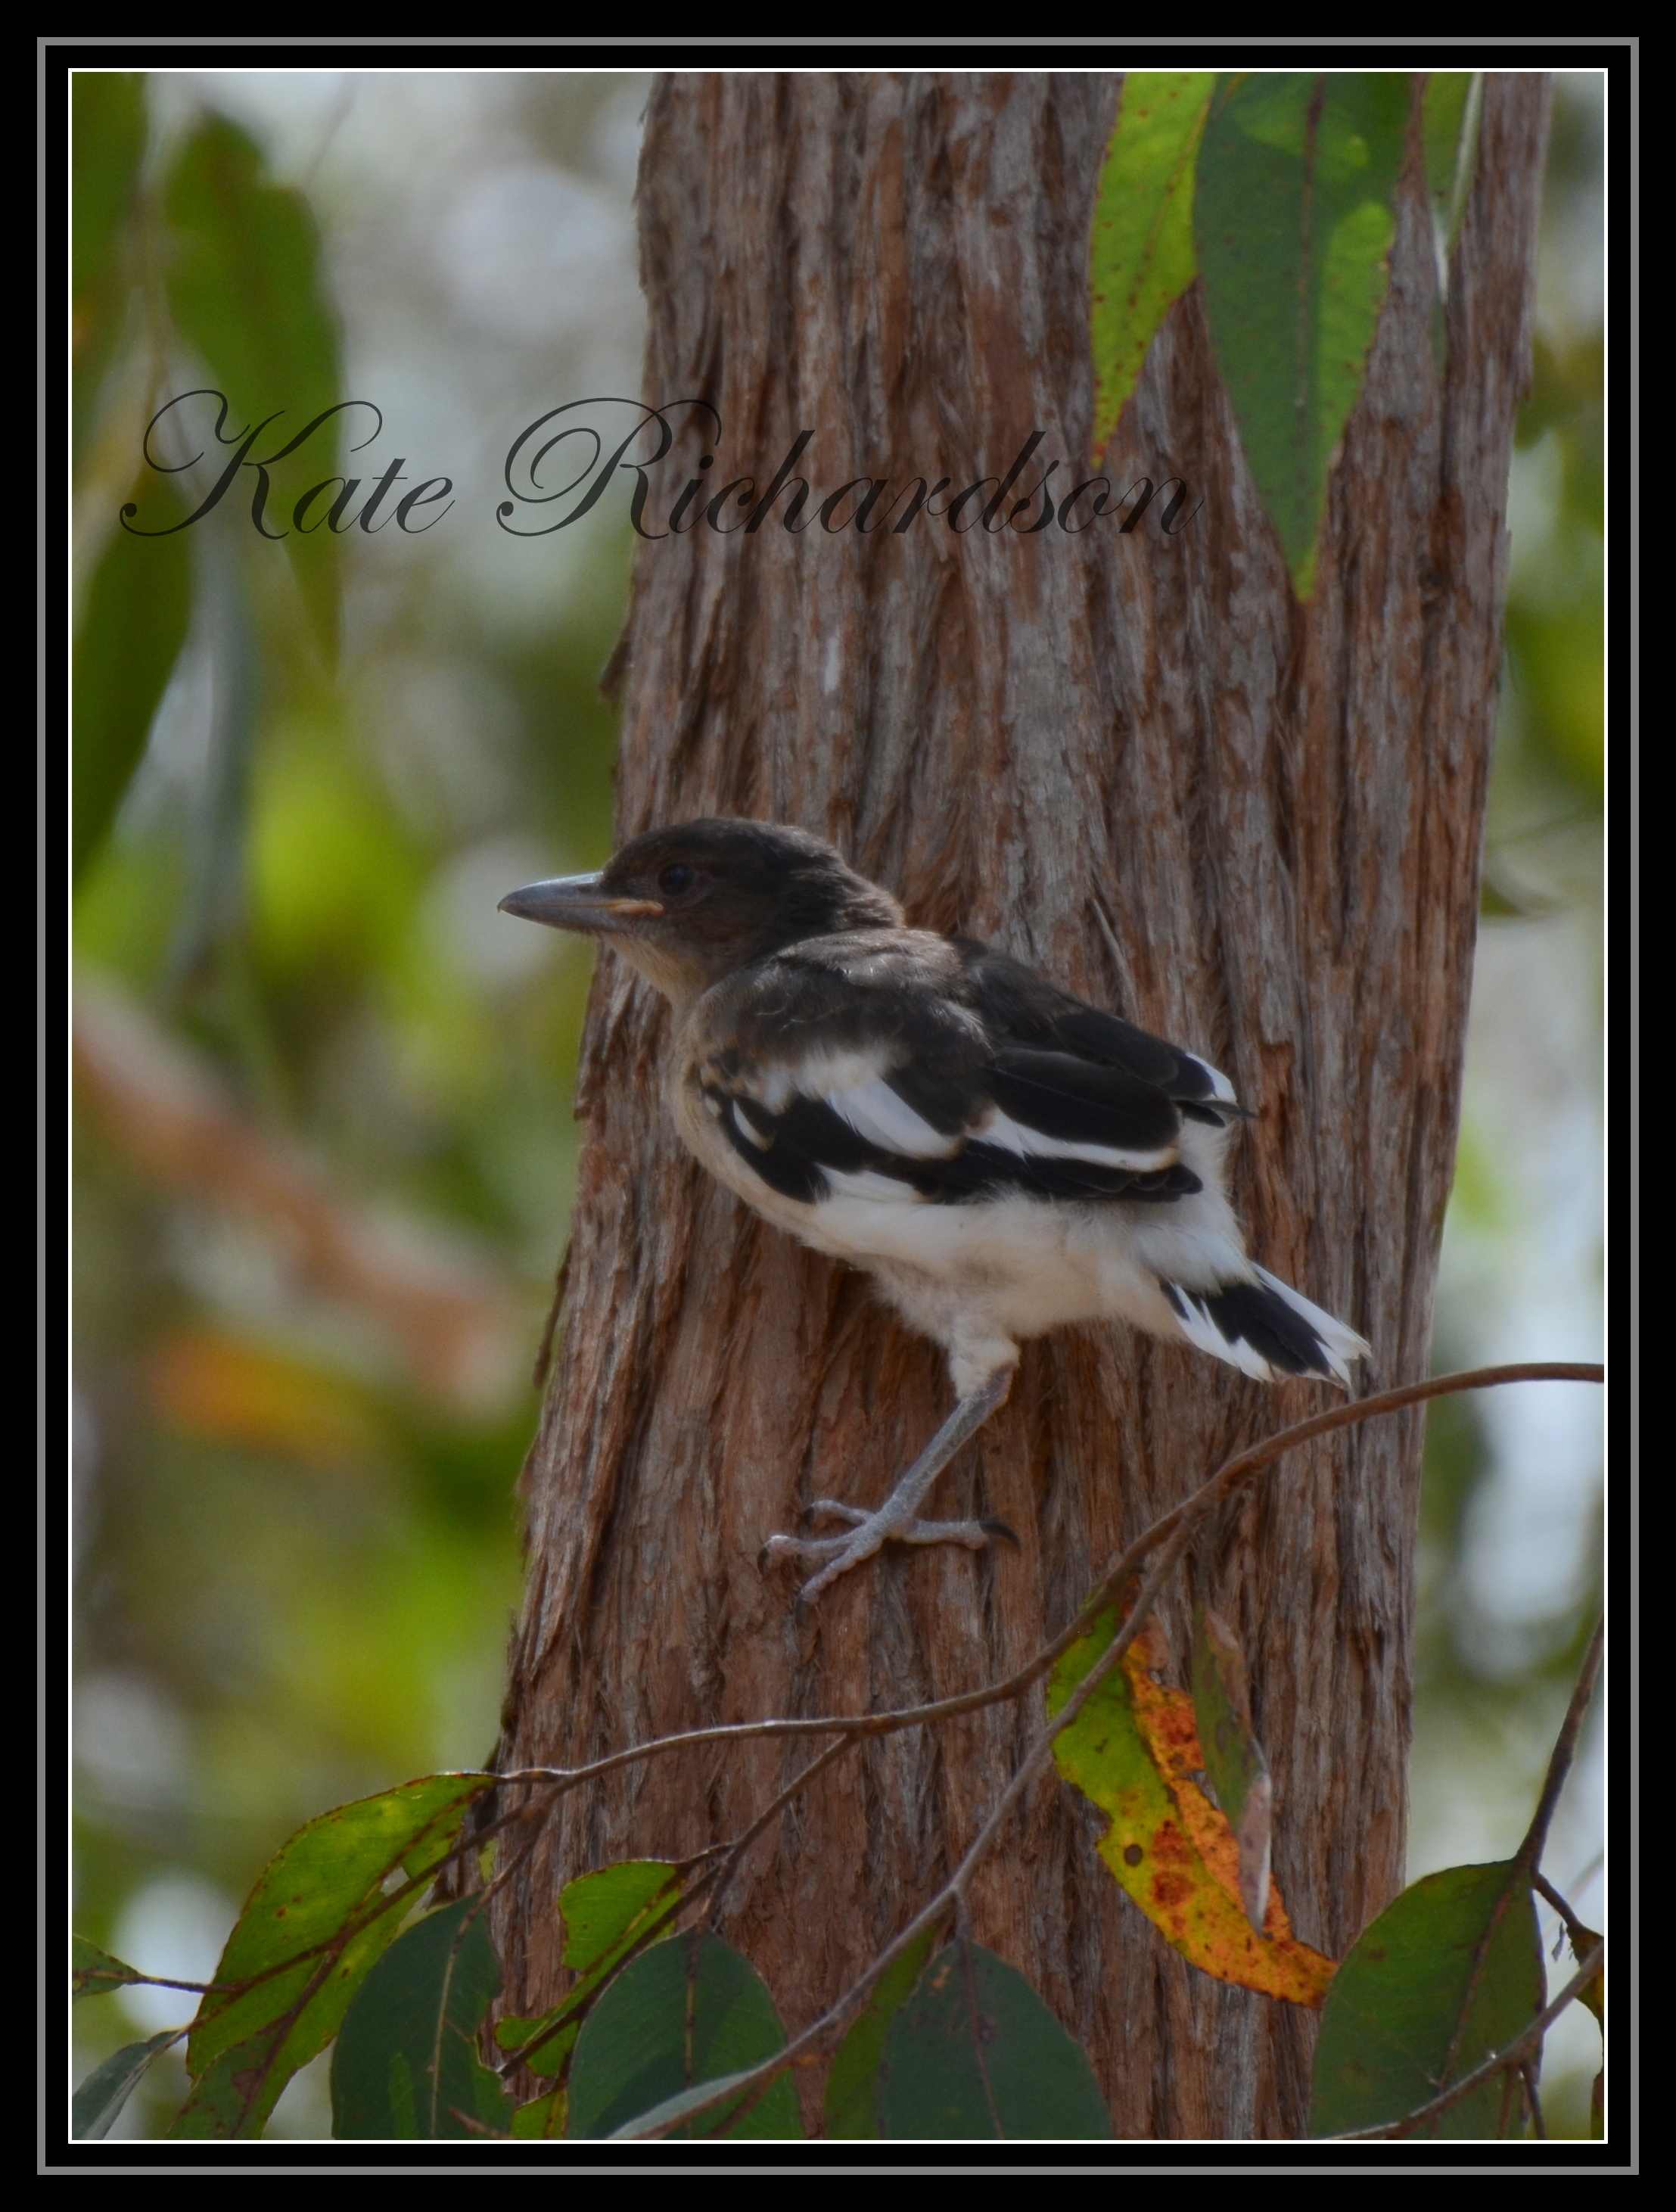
[{"xmin": 502, "ymin": 819, "xmax": 1367, "ymax": 1600}]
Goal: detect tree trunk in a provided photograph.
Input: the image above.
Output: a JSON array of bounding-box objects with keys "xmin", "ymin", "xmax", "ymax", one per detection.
[{"xmin": 492, "ymin": 70, "xmax": 1549, "ymax": 2139}]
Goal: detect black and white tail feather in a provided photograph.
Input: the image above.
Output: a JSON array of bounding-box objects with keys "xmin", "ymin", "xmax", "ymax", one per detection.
[{"xmin": 1159, "ymin": 1270, "xmax": 1365, "ymax": 1388}]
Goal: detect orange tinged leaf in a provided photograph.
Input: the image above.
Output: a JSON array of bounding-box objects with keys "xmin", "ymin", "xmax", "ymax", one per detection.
[{"xmin": 1050, "ymin": 1609, "xmax": 1336, "ymax": 2006}]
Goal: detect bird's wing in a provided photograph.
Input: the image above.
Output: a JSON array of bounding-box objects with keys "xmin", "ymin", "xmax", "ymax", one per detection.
[
  {"xmin": 953, "ymin": 941, "xmax": 1248, "ymax": 1126},
  {"xmin": 695, "ymin": 938, "xmax": 1205, "ymax": 1208}
]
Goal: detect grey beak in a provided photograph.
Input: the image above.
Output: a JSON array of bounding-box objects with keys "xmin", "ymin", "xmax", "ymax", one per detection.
[{"xmin": 498, "ymin": 873, "xmax": 665, "ymax": 933}]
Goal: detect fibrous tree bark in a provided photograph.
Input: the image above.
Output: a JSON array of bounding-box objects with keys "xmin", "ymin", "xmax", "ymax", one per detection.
[{"xmin": 492, "ymin": 71, "xmax": 1549, "ymax": 2137}]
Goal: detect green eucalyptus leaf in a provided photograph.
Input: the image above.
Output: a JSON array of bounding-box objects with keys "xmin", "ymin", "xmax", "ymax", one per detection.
[
  {"xmin": 824, "ymin": 1928, "xmax": 935, "ymax": 2140},
  {"xmin": 73, "ymin": 475, "xmax": 192, "ymax": 882},
  {"xmin": 73, "ymin": 1935, "xmax": 149, "ymax": 2001},
  {"xmin": 606, "ymin": 2064, "xmax": 776, "ymax": 2142},
  {"xmin": 493, "ymin": 1858, "xmax": 680, "ymax": 2077},
  {"xmin": 166, "ymin": 2031, "xmax": 279, "ymax": 2141},
  {"xmin": 72, "ymin": 71, "xmax": 148, "ymax": 440},
  {"xmin": 163, "ymin": 112, "xmax": 342, "ymax": 661},
  {"xmin": 878, "ymin": 1938, "xmax": 1110, "ymax": 2140},
  {"xmin": 1196, "ymin": 71, "xmax": 1410, "ymax": 596},
  {"xmin": 169, "ymin": 1773, "xmax": 492, "ymax": 2139},
  {"xmin": 562, "ymin": 1859, "xmax": 681, "ymax": 1974},
  {"xmin": 331, "ymin": 1896, "xmax": 514, "ymax": 2139},
  {"xmin": 1309, "ymin": 1860, "xmax": 1545, "ymax": 2138},
  {"xmin": 568, "ymin": 1929, "xmax": 801, "ymax": 2140},
  {"xmin": 72, "ymin": 72, "xmax": 148, "ymax": 300},
  {"xmin": 511, "ymin": 2085, "xmax": 567, "ymax": 2138},
  {"xmin": 73, "ymin": 2033, "xmax": 181, "ymax": 2139},
  {"xmin": 1088, "ymin": 70, "xmax": 1217, "ymax": 458}
]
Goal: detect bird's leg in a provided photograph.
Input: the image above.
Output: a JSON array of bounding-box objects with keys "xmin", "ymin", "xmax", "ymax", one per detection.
[{"xmin": 762, "ymin": 1363, "xmax": 1016, "ymax": 1603}]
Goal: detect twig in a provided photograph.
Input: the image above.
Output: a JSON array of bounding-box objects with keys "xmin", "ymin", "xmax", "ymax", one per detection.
[
  {"xmin": 1516, "ymin": 1616, "xmax": 1604, "ymax": 1876},
  {"xmin": 241, "ymin": 1364, "xmax": 1596, "ymax": 2130},
  {"xmin": 490, "ymin": 1741, "xmax": 860, "ymax": 2079},
  {"xmin": 477, "ymin": 1362, "xmax": 1603, "ymax": 2138},
  {"xmin": 597, "ymin": 1362, "xmax": 1600, "ymax": 2141},
  {"xmin": 1431, "ymin": 1613, "xmax": 1602, "ymax": 2101},
  {"xmin": 1073, "ymin": 1365, "xmax": 1603, "ymax": 1638},
  {"xmin": 1531, "ymin": 1871, "xmax": 1594, "ymax": 1961},
  {"xmin": 1328, "ymin": 1943, "xmax": 1603, "ymax": 2141},
  {"xmin": 612, "ymin": 1523, "xmax": 1195, "ymax": 2139},
  {"xmin": 84, "ymin": 1973, "xmax": 222, "ymax": 1996},
  {"xmin": 491, "ymin": 1365, "xmax": 1603, "ymax": 1798},
  {"xmin": 688, "ymin": 1734, "xmax": 863, "ymax": 1927},
  {"xmin": 449, "ymin": 2110, "xmax": 515, "ymax": 2139}
]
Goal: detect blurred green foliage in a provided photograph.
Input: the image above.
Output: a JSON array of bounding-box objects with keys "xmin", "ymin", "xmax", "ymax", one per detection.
[
  {"xmin": 72, "ymin": 73, "xmax": 148, "ymax": 459},
  {"xmin": 1481, "ymin": 84, "xmax": 1606, "ymax": 913},
  {"xmin": 73, "ymin": 475, "xmax": 192, "ymax": 878},
  {"xmin": 1419, "ymin": 75, "xmax": 1604, "ymax": 1706},
  {"xmin": 71, "ymin": 70, "xmax": 633, "ymax": 2133},
  {"xmin": 1409, "ymin": 76, "xmax": 1605, "ymax": 2139}
]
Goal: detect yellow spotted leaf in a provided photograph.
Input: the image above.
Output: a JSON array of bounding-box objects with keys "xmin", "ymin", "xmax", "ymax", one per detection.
[{"xmin": 1051, "ymin": 1609, "xmax": 1335, "ymax": 2006}]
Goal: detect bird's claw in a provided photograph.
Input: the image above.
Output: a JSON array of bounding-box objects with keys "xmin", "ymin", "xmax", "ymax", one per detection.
[
  {"xmin": 760, "ymin": 1508, "xmax": 1002, "ymax": 1601},
  {"xmin": 807, "ymin": 1498, "xmax": 871, "ymax": 1526}
]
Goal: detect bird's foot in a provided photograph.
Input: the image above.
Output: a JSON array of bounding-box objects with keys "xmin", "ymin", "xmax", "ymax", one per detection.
[
  {"xmin": 761, "ymin": 1498, "xmax": 1016, "ymax": 1603},
  {"xmin": 758, "ymin": 1362, "xmax": 1017, "ymax": 1604}
]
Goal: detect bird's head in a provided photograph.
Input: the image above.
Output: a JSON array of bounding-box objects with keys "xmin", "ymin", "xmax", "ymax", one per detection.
[{"xmin": 499, "ymin": 818, "xmax": 903, "ymax": 1005}]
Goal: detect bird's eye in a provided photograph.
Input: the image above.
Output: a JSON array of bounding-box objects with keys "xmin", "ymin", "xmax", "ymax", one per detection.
[{"xmin": 659, "ymin": 864, "xmax": 696, "ymax": 897}]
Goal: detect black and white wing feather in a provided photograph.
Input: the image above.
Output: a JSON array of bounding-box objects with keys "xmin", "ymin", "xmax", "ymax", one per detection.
[
  {"xmin": 687, "ymin": 929, "xmax": 1366, "ymax": 1388},
  {"xmin": 693, "ymin": 932, "xmax": 1238, "ymax": 1210}
]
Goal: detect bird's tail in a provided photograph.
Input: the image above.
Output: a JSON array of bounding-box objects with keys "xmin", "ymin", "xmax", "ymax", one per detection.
[{"xmin": 1159, "ymin": 1265, "xmax": 1369, "ymax": 1387}]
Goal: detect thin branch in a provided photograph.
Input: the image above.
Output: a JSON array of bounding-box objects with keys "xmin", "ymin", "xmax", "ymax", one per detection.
[
  {"xmin": 1516, "ymin": 1615, "xmax": 1604, "ymax": 1875},
  {"xmin": 490, "ymin": 1365, "xmax": 1602, "ymax": 1799},
  {"xmin": 597, "ymin": 1362, "xmax": 1601, "ymax": 2142},
  {"xmin": 612, "ymin": 1522, "xmax": 1195, "ymax": 2139},
  {"xmin": 1074, "ymin": 1364, "xmax": 1603, "ymax": 1636},
  {"xmin": 85, "ymin": 1973, "xmax": 222, "ymax": 1996},
  {"xmin": 490, "ymin": 1741, "xmax": 861, "ymax": 2080},
  {"xmin": 1496, "ymin": 2065, "xmax": 1519, "ymax": 2138},
  {"xmin": 1432, "ymin": 1612, "xmax": 1603, "ymax": 2097},
  {"xmin": 688, "ymin": 1734, "xmax": 863, "ymax": 1927},
  {"xmin": 1531, "ymin": 1871, "xmax": 1594, "ymax": 1960},
  {"xmin": 1328, "ymin": 1943, "xmax": 1603, "ymax": 2141},
  {"xmin": 449, "ymin": 2110, "xmax": 515, "ymax": 2140},
  {"xmin": 1416, "ymin": 1613, "xmax": 1603, "ymax": 2115},
  {"xmin": 475, "ymin": 1361, "xmax": 1602, "ymax": 2138}
]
